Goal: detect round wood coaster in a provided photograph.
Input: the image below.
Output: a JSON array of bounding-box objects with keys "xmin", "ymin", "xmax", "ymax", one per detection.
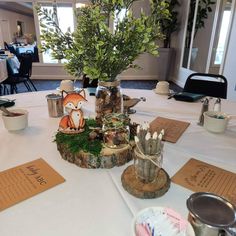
[
  {"xmin": 57, "ymin": 142, "xmax": 133, "ymax": 169},
  {"xmin": 121, "ymin": 165, "xmax": 170, "ymax": 199}
]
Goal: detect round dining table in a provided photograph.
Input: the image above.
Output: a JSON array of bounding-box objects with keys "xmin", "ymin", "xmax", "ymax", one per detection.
[{"xmin": 0, "ymin": 89, "xmax": 236, "ymax": 236}]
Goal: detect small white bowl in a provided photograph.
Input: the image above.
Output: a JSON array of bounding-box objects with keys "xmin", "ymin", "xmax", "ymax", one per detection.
[
  {"xmin": 203, "ymin": 111, "xmax": 230, "ymax": 133},
  {"xmin": 154, "ymin": 81, "xmax": 170, "ymax": 95},
  {"xmin": 2, "ymin": 109, "xmax": 28, "ymax": 131}
]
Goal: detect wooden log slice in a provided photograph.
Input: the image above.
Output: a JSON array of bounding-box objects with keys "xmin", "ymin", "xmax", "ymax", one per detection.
[
  {"xmin": 121, "ymin": 165, "xmax": 170, "ymax": 199},
  {"xmin": 56, "ymin": 142, "xmax": 133, "ymax": 169}
]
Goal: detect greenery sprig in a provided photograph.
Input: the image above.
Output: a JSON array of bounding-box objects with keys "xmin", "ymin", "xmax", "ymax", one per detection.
[{"xmin": 37, "ymin": 0, "xmax": 170, "ymax": 81}]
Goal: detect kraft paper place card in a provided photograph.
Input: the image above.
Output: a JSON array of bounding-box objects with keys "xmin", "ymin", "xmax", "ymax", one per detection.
[
  {"xmin": 150, "ymin": 117, "xmax": 190, "ymax": 143},
  {"xmin": 172, "ymin": 158, "xmax": 236, "ymax": 205},
  {"xmin": 0, "ymin": 158, "xmax": 65, "ymax": 211}
]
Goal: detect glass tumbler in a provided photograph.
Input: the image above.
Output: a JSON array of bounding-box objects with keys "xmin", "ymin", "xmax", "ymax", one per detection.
[{"xmin": 102, "ymin": 113, "xmax": 130, "ymax": 149}]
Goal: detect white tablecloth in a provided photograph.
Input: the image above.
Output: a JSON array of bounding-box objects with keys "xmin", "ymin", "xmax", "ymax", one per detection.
[
  {"xmin": 0, "ymin": 89, "xmax": 236, "ymax": 236},
  {"xmin": 0, "ymin": 59, "xmax": 7, "ymax": 82}
]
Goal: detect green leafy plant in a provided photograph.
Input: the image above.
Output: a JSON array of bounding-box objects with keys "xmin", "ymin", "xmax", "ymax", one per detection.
[
  {"xmin": 185, "ymin": 0, "xmax": 216, "ymax": 48},
  {"xmin": 159, "ymin": 0, "xmax": 180, "ymax": 48},
  {"xmin": 36, "ymin": 0, "xmax": 169, "ymax": 82}
]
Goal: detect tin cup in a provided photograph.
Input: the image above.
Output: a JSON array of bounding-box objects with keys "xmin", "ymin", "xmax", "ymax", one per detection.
[
  {"xmin": 46, "ymin": 94, "xmax": 63, "ymax": 117},
  {"xmin": 187, "ymin": 192, "xmax": 236, "ymax": 236}
]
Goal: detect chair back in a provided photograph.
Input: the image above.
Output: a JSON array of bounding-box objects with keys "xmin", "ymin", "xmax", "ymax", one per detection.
[
  {"xmin": 6, "ymin": 56, "xmax": 20, "ymax": 75},
  {"xmin": 82, "ymin": 74, "xmax": 98, "ymax": 88},
  {"xmin": 18, "ymin": 53, "xmax": 33, "ymax": 77},
  {"xmin": 3, "ymin": 42, "xmax": 17, "ymax": 56},
  {"xmin": 4, "ymin": 42, "xmax": 9, "ymax": 50},
  {"xmin": 183, "ymin": 73, "xmax": 227, "ymax": 99}
]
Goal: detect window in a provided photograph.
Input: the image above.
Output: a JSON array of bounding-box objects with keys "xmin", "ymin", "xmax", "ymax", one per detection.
[
  {"xmin": 38, "ymin": 2, "xmax": 74, "ymax": 63},
  {"xmin": 214, "ymin": 9, "xmax": 231, "ymax": 65},
  {"xmin": 113, "ymin": 8, "xmax": 127, "ymax": 32}
]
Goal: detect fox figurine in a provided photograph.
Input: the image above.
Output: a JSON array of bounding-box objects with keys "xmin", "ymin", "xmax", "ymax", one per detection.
[{"xmin": 59, "ymin": 89, "xmax": 87, "ymax": 132}]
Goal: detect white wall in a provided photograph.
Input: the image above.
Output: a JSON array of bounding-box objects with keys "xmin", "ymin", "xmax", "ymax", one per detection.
[
  {"xmin": 0, "ymin": 8, "xmax": 36, "ymax": 43},
  {"xmin": 32, "ymin": 51, "xmax": 174, "ymax": 81},
  {"xmin": 32, "ymin": 63, "xmax": 74, "ymax": 80},
  {"xmin": 223, "ymin": 4, "xmax": 236, "ymax": 101}
]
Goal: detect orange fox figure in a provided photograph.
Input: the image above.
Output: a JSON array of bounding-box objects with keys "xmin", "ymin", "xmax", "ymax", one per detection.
[{"xmin": 59, "ymin": 90, "xmax": 87, "ymax": 132}]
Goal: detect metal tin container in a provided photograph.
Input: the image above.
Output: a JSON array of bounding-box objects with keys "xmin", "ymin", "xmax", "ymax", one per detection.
[
  {"xmin": 187, "ymin": 192, "xmax": 236, "ymax": 236},
  {"xmin": 46, "ymin": 94, "xmax": 63, "ymax": 117}
]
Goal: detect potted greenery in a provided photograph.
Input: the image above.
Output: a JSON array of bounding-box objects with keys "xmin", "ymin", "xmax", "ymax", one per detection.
[
  {"xmin": 157, "ymin": 0, "xmax": 180, "ymax": 81},
  {"xmin": 36, "ymin": 0, "xmax": 169, "ymax": 123},
  {"xmin": 159, "ymin": 0, "xmax": 180, "ymax": 48}
]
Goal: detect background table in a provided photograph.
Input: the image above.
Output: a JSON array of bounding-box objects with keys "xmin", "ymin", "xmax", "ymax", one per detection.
[{"xmin": 0, "ymin": 89, "xmax": 236, "ymax": 236}]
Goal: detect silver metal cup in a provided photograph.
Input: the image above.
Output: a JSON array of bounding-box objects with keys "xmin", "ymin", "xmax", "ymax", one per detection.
[
  {"xmin": 187, "ymin": 192, "xmax": 236, "ymax": 236},
  {"xmin": 46, "ymin": 94, "xmax": 63, "ymax": 117}
]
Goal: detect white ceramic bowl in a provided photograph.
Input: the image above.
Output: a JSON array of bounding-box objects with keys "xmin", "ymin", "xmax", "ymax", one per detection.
[
  {"xmin": 59, "ymin": 80, "xmax": 74, "ymax": 92},
  {"xmin": 132, "ymin": 206, "xmax": 195, "ymax": 236},
  {"xmin": 203, "ymin": 111, "xmax": 229, "ymax": 133},
  {"xmin": 154, "ymin": 81, "xmax": 170, "ymax": 95},
  {"xmin": 2, "ymin": 109, "xmax": 28, "ymax": 131}
]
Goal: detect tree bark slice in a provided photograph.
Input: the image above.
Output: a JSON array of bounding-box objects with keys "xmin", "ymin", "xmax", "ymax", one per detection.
[
  {"xmin": 121, "ymin": 165, "xmax": 170, "ymax": 199},
  {"xmin": 56, "ymin": 142, "xmax": 133, "ymax": 169}
]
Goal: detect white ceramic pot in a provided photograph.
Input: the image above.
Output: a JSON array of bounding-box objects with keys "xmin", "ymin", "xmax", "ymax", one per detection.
[
  {"xmin": 154, "ymin": 81, "xmax": 170, "ymax": 95},
  {"xmin": 2, "ymin": 109, "xmax": 28, "ymax": 131},
  {"xmin": 203, "ymin": 111, "xmax": 230, "ymax": 133}
]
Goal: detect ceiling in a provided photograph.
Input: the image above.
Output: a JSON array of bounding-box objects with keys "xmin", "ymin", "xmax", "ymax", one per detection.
[{"xmin": 0, "ymin": 2, "xmax": 33, "ymax": 17}]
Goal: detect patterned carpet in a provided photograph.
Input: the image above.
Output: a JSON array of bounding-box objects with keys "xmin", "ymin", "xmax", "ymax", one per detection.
[
  {"xmin": 7, "ymin": 79, "xmax": 182, "ymax": 94},
  {"xmin": 0, "ymin": 80, "xmax": 182, "ymax": 95}
]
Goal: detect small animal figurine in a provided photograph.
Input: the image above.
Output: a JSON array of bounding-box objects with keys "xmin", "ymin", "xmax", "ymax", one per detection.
[{"xmin": 59, "ymin": 89, "xmax": 87, "ymax": 133}]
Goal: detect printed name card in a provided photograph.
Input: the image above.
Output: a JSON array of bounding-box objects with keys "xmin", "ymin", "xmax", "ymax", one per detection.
[
  {"xmin": 171, "ymin": 158, "xmax": 236, "ymax": 205},
  {"xmin": 0, "ymin": 158, "xmax": 65, "ymax": 211},
  {"xmin": 150, "ymin": 117, "xmax": 190, "ymax": 143}
]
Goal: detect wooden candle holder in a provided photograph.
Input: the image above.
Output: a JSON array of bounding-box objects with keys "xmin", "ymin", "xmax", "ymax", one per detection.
[{"xmin": 121, "ymin": 165, "xmax": 170, "ymax": 199}]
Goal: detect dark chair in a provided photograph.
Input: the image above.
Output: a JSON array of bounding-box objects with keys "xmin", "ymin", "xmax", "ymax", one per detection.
[
  {"xmin": 4, "ymin": 42, "xmax": 9, "ymax": 50},
  {"xmin": 7, "ymin": 45, "xmax": 17, "ymax": 56},
  {"xmin": 183, "ymin": 73, "xmax": 228, "ymax": 99},
  {"xmin": 3, "ymin": 53, "xmax": 37, "ymax": 94},
  {"xmin": 82, "ymin": 74, "xmax": 98, "ymax": 88},
  {"xmin": 4, "ymin": 42, "xmax": 17, "ymax": 56},
  {"xmin": 33, "ymin": 46, "xmax": 40, "ymax": 62}
]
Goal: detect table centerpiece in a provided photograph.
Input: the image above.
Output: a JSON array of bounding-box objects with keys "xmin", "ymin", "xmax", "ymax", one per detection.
[{"xmin": 36, "ymin": 0, "xmax": 170, "ymax": 124}]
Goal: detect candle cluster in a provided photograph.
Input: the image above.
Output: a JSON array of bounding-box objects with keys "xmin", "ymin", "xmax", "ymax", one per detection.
[{"xmin": 135, "ymin": 123, "xmax": 164, "ymax": 157}]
